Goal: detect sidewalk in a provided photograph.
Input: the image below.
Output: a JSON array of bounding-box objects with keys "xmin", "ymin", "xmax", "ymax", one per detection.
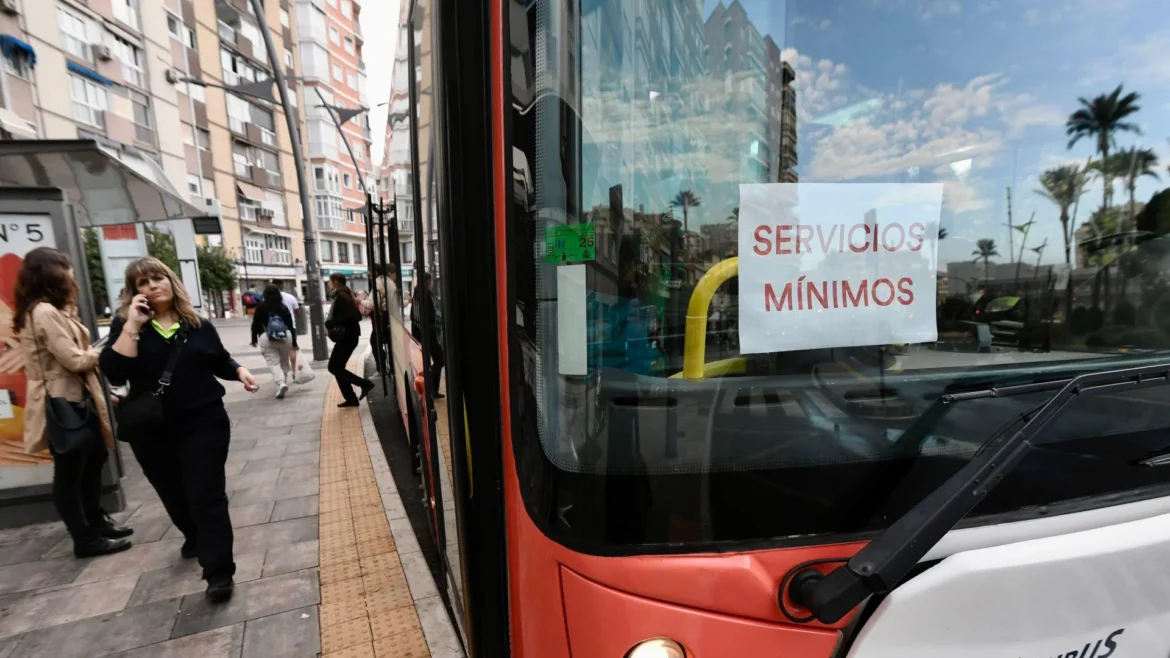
[{"xmin": 0, "ymin": 321, "xmax": 462, "ymax": 657}]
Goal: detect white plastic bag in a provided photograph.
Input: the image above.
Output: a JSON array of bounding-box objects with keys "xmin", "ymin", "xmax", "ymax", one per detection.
[{"xmin": 292, "ymin": 351, "xmax": 316, "ymax": 384}]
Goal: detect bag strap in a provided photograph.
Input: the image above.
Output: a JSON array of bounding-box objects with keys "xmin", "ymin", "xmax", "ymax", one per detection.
[{"xmin": 156, "ymin": 326, "xmax": 188, "ymax": 394}]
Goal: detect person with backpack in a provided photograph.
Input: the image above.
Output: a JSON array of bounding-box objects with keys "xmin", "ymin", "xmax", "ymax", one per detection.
[{"xmin": 250, "ymin": 285, "xmax": 297, "ymax": 399}]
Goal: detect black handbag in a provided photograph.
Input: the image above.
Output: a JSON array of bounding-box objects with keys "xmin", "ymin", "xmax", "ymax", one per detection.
[
  {"xmin": 114, "ymin": 327, "xmax": 187, "ymax": 441},
  {"xmin": 31, "ymin": 315, "xmax": 101, "ymax": 456}
]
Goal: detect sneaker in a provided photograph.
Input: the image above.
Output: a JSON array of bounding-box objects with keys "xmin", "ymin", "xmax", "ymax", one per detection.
[
  {"xmin": 181, "ymin": 539, "xmax": 197, "ymax": 559},
  {"xmin": 275, "ymin": 383, "xmax": 288, "ymax": 399},
  {"xmin": 91, "ymin": 513, "xmax": 133, "ymax": 539},
  {"xmin": 205, "ymin": 576, "xmax": 234, "ymax": 603},
  {"xmin": 73, "ymin": 536, "xmax": 132, "ymax": 559}
]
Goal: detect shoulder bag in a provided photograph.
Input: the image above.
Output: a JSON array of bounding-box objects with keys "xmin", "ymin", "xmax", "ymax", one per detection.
[
  {"xmin": 114, "ymin": 326, "xmax": 187, "ymax": 442},
  {"xmin": 30, "ymin": 313, "xmax": 101, "ymax": 456}
]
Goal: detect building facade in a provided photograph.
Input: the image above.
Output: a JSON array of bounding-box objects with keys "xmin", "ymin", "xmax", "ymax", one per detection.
[{"xmin": 295, "ymin": 0, "xmax": 372, "ymax": 292}]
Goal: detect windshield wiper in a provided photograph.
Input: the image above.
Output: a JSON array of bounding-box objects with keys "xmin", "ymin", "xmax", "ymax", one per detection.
[{"xmin": 788, "ymin": 362, "xmax": 1170, "ymax": 624}]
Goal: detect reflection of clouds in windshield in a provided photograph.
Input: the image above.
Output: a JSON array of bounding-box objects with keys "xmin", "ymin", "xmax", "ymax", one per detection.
[{"xmin": 1080, "ymin": 30, "xmax": 1170, "ymax": 88}]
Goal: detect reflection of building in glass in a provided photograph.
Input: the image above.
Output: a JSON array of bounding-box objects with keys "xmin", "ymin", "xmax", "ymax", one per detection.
[{"xmin": 779, "ymin": 62, "xmax": 798, "ymax": 183}]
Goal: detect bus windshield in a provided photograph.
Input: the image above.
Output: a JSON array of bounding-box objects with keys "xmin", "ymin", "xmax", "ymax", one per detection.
[{"xmin": 509, "ymin": 0, "xmax": 1170, "ymax": 551}]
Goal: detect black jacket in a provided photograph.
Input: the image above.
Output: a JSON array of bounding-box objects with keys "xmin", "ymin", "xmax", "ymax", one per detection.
[
  {"xmin": 327, "ymin": 291, "xmax": 362, "ymax": 339},
  {"xmin": 100, "ymin": 317, "xmax": 241, "ymax": 420},
  {"xmin": 251, "ymin": 303, "xmax": 298, "ymax": 348}
]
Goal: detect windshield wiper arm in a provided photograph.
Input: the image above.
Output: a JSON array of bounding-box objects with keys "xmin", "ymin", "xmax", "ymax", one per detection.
[{"xmin": 789, "ymin": 362, "xmax": 1170, "ymax": 624}]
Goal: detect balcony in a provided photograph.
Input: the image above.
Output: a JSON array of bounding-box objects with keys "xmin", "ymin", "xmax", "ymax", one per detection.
[
  {"xmin": 229, "ymin": 116, "xmax": 247, "ymax": 135},
  {"xmin": 319, "ymin": 216, "xmax": 346, "ymax": 231},
  {"xmin": 259, "ymin": 127, "xmax": 277, "ymax": 147},
  {"xmin": 233, "ymin": 161, "xmax": 252, "ymax": 178}
]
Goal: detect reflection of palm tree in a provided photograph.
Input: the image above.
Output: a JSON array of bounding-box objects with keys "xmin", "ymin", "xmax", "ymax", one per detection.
[
  {"xmin": 937, "ymin": 226, "xmax": 948, "ymax": 240},
  {"xmin": 1013, "ymin": 214, "xmax": 1035, "ymax": 292},
  {"xmin": 1087, "ymin": 155, "xmax": 1129, "ymax": 217},
  {"xmin": 1066, "ymin": 85, "xmax": 1142, "ymax": 212},
  {"xmin": 973, "ymin": 239, "xmax": 1000, "ymax": 285},
  {"xmin": 1037, "ymin": 164, "xmax": 1087, "ymax": 317},
  {"xmin": 1116, "ymin": 146, "xmax": 1159, "ymax": 225},
  {"xmin": 727, "ymin": 206, "xmax": 739, "ymax": 223},
  {"xmin": 671, "ymin": 189, "xmax": 702, "ymax": 236}
]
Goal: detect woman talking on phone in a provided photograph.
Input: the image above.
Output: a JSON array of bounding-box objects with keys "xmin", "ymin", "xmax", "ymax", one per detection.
[{"xmin": 100, "ymin": 257, "xmax": 259, "ymax": 603}]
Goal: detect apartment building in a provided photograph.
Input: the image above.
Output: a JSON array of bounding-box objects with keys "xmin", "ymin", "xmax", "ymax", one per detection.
[
  {"xmin": 173, "ymin": 0, "xmax": 309, "ymax": 305},
  {"xmin": 377, "ymin": 0, "xmax": 415, "ymax": 295},
  {"xmin": 295, "ymin": 0, "xmax": 373, "ymax": 291}
]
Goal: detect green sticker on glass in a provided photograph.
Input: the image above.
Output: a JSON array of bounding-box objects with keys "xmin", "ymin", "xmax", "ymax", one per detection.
[{"xmin": 545, "ymin": 223, "xmax": 596, "ymax": 263}]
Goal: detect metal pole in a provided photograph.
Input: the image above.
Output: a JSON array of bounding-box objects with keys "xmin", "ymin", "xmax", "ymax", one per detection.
[{"xmin": 248, "ymin": 0, "xmax": 328, "ymax": 361}]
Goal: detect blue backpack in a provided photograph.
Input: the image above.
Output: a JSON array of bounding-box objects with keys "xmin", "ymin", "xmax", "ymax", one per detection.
[{"xmin": 266, "ymin": 313, "xmax": 289, "ymax": 341}]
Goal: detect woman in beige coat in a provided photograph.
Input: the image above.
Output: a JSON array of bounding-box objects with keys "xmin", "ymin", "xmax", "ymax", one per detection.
[{"xmin": 15, "ymin": 247, "xmax": 132, "ymax": 558}]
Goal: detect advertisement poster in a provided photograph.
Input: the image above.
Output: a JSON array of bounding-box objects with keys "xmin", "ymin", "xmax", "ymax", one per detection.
[{"xmin": 0, "ymin": 215, "xmax": 56, "ymax": 471}]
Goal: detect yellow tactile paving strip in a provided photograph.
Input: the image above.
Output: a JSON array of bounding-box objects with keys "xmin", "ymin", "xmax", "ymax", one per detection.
[{"xmin": 319, "ymin": 358, "xmax": 430, "ymax": 658}]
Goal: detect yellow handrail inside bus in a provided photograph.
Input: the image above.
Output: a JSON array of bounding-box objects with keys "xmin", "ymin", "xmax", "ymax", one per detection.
[
  {"xmin": 670, "ymin": 356, "xmax": 747, "ymax": 379},
  {"xmin": 682, "ymin": 257, "xmax": 739, "ymax": 379}
]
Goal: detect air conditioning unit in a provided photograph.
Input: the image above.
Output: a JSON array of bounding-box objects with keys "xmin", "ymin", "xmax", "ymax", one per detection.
[
  {"xmin": 93, "ymin": 45, "xmax": 113, "ymax": 61},
  {"xmin": 257, "ymin": 208, "xmax": 275, "ymax": 220},
  {"xmin": 0, "ymin": 0, "xmax": 19, "ymax": 16},
  {"xmin": 202, "ymin": 198, "xmax": 222, "ymax": 217}
]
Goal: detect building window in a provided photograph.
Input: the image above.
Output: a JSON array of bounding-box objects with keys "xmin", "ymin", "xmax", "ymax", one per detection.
[
  {"xmin": 329, "ymin": 26, "xmax": 340, "ymax": 45},
  {"xmin": 280, "ymin": 8, "xmax": 290, "ymax": 28},
  {"xmin": 58, "ymin": 7, "xmax": 93, "ymax": 62},
  {"xmin": 129, "ymin": 90, "xmax": 153, "ymax": 143},
  {"xmin": 70, "ymin": 75, "xmax": 107, "ymax": 128},
  {"xmin": 244, "ymin": 236, "xmax": 263, "ymax": 263},
  {"xmin": 226, "ymin": 93, "xmax": 251, "ymax": 133},
  {"xmin": 321, "ymin": 239, "xmax": 333, "ymax": 261},
  {"xmin": 332, "ymin": 63, "xmax": 343, "ymax": 81},
  {"xmin": 115, "ymin": 37, "xmax": 144, "ymax": 87},
  {"xmin": 315, "ymin": 195, "xmax": 343, "ymax": 223},
  {"xmin": 313, "ymin": 164, "xmax": 341, "ymax": 194},
  {"xmin": 3, "ymin": 50, "xmax": 32, "ymax": 80},
  {"xmin": 284, "ymin": 49, "xmax": 294, "ymax": 68},
  {"xmin": 347, "ymin": 71, "xmax": 357, "ymax": 89},
  {"xmin": 337, "ymin": 242, "xmax": 349, "ymax": 263},
  {"xmin": 196, "ymin": 128, "xmax": 210, "ymax": 150},
  {"xmin": 167, "ymin": 12, "xmax": 194, "ymax": 47},
  {"xmin": 239, "ymin": 196, "xmax": 261, "ymax": 220},
  {"xmin": 341, "ymin": 1, "xmax": 352, "ymax": 18},
  {"xmin": 402, "ymin": 241, "xmax": 413, "ymax": 263},
  {"xmin": 187, "ymin": 174, "xmax": 200, "ymax": 196},
  {"xmin": 343, "ymin": 173, "xmax": 352, "ymax": 188},
  {"xmin": 343, "ymin": 36, "xmax": 354, "ymax": 55},
  {"xmin": 267, "ymin": 235, "xmax": 291, "ymax": 264},
  {"xmin": 113, "ymin": 0, "xmax": 140, "ymax": 31},
  {"xmin": 352, "ymin": 244, "xmax": 363, "ymax": 264},
  {"xmin": 232, "ymin": 141, "xmax": 256, "ymax": 177}
]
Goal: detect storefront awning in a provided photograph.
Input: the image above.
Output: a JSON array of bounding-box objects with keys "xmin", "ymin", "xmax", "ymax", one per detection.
[
  {"xmin": 321, "ymin": 267, "xmax": 369, "ymax": 277},
  {"xmin": 0, "ymin": 35, "xmax": 36, "ymax": 69},
  {"xmin": 0, "ymin": 140, "xmax": 218, "ymax": 227},
  {"xmin": 236, "ymin": 181, "xmax": 266, "ymax": 202}
]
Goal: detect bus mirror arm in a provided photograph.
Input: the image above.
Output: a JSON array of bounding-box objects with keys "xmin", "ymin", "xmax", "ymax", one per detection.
[{"xmin": 786, "ymin": 362, "xmax": 1170, "ymax": 625}]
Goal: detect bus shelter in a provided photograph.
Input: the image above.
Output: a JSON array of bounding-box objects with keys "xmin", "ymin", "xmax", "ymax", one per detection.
[{"xmin": 0, "ymin": 140, "xmax": 219, "ymax": 527}]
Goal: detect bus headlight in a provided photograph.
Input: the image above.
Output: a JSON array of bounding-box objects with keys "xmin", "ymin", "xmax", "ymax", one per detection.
[{"xmin": 625, "ymin": 637, "xmax": 686, "ymax": 658}]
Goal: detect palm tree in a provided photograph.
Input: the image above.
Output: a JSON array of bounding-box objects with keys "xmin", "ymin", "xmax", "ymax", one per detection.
[
  {"xmin": 937, "ymin": 226, "xmax": 949, "ymax": 240},
  {"xmin": 1087, "ymin": 154, "xmax": 1130, "ymax": 220},
  {"xmin": 1066, "ymin": 85, "xmax": 1142, "ymax": 212},
  {"xmin": 1036, "ymin": 164, "xmax": 1088, "ymax": 269},
  {"xmin": 972, "ymin": 239, "xmax": 1000, "ymax": 285},
  {"xmin": 1116, "ymin": 146, "xmax": 1159, "ymax": 225},
  {"xmin": 671, "ymin": 189, "xmax": 702, "ymax": 236},
  {"xmin": 727, "ymin": 206, "xmax": 739, "ymax": 223},
  {"xmin": 1013, "ymin": 214, "xmax": 1035, "ymax": 292}
]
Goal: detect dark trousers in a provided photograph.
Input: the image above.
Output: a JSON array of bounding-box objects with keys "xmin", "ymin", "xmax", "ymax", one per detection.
[
  {"xmin": 329, "ymin": 335, "xmax": 371, "ymax": 403},
  {"xmin": 51, "ymin": 439, "xmax": 109, "ymax": 540},
  {"xmin": 427, "ymin": 339, "xmax": 445, "ymax": 396},
  {"xmin": 130, "ymin": 406, "xmax": 235, "ymax": 581}
]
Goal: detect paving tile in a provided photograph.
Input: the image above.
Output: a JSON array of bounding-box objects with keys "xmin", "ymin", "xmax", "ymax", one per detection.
[
  {"xmin": 322, "ymin": 617, "xmax": 372, "ymax": 654},
  {"xmin": 319, "ymin": 598, "xmax": 366, "ymax": 628},
  {"xmin": 0, "ymin": 557, "xmax": 88, "ymax": 596},
  {"xmin": 225, "ymin": 446, "xmax": 287, "ymax": 465},
  {"xmin": 262, "ymin": 540, "xmax": 319, "ymax": 578},
  {"xmin": 0, "ymin": 533, "xmax": 67, "ymax": 567},
  {"xmin": 387, "ymin": 518, "xmax": 420, "ymax": 556},
  {"xmin": 225, "ymin": 469, "xmax": 282, "ymax": 493},
  {"xmin": 0, "ymin": 636, "xmax": 19, "ymax": 658},
  {"xmin": 8, "ymin": 597, "xmax": 180, "ymax": 658},
  {"xmin": 125, "ymin": 551, "xmax": 265, "ymax": 607},
  {"xmin": 230, "ymin": 480, "xmax": 319, "ymax": 506},
  {"xmin": 0, "ymin": 575, "xmax": 138, "ymax": 639},
  {"xmin": 116, "ymin": 623, "xmax": 244, "ymax": 658},
  {"xmin": 241, "ymin": 452, "xmax": 319, "ymax": 474},
  {"xmin": 271, "ymin": 495, "xmax": 318, "ymax": 522},
  {"xmin": 368, "ymin": 605, "xmax": 420, "ymax": 641},
  {"xmin": 415, "ymin": 596, "xmax": 462, "ymax": 658},
  {"xmin": 234, "ymin": 517, "xmax": 318, "ymax": 555},
  {"xmin": 0, "ymin": 523, "xmax": 64, "ymax": 547},
  {"xmin": 227, "ymin": 438, "xmax": 258, "ymax": 452},
  {"xmin": 325, "ymin": 642, "xmax": 377, "ymax": 658},
  {"xmin": 73, "ymin": 539, "xmax": 186, "ymax": 585},
  {"xmin": 276, "ymin": 464, "xmax": 319, "ymax": 486},
  {"xmin": 229, "ymin": 502, "xmax": 276, "ymax": 528},
  {"xmin": 372, "ymin": 629, "xmax": 430, "ymax": 658},
  {"xmin": 172, "ymin": 569, "xmax": 320, "ymax": 638},
  {"xmin": 285, "ymin": 440, "xmax": 319, "ymax": 456},
  {"xmin": 399, "ymin": 552, "xmax": 438, "ymax": 602},
  {"xmin": 241, "ymin": 606, "xmax": 319, "ymax": 658}
]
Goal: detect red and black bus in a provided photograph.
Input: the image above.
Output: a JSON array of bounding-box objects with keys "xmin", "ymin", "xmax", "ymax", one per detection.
[{"xmin": 365, "ymin": 0, "xmax": 1170, "ymax": 655}]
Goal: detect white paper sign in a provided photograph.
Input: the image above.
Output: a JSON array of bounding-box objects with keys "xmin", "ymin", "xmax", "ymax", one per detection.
[
  {"xmin": 0, "ymin": 392, "xmax": 12, "ymax": 420},
  {"xmin": 737, "ymin": 183, "xmax": 942, "ymax": 354}
]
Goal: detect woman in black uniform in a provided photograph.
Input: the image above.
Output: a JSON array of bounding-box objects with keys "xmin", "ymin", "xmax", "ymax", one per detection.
[
  {"xmin": 101, "ymin": 257, "xmax": 259, "ymax": 603},
  {"xmin": 325, "ymin": 272, "xmax": 373, "ymax": 407}
]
